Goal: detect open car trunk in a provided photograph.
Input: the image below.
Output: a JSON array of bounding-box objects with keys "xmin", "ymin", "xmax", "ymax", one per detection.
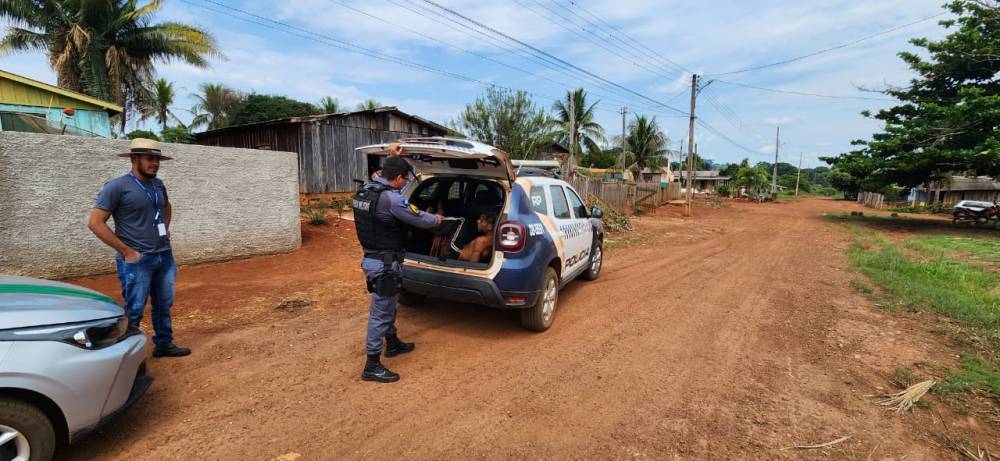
[{"xmin": 403, "ymin": 176, "xmax": 505, "ymax": 268}]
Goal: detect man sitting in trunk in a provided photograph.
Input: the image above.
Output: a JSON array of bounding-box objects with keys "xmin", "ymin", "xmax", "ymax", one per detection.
[{"xmin": 457, "ymin": 213, "xmax": 496, "ymax": 262}]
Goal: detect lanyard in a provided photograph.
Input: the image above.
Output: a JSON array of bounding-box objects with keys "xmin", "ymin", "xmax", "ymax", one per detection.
[{"xmin": 128, "ymin": 172, "xmax": 162, "ymax": 223}]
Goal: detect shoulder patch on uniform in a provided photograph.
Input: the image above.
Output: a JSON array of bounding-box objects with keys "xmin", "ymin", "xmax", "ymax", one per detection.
[{"xmin": 409, "ymin": 204, "xmax": 420, "ymax": 215}]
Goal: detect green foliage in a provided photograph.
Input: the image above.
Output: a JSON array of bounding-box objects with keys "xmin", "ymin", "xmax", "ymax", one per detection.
[
  {"xmin": 318, "ymin": 96, "xmax": 342, "ymax": 114},
  {"xmin": 189, "ymin": 83, "xmax": 243, "ymax": 131},
  {"xmin": 228, "ymin": 94, "xmax": 320, "ymax": 127},
  {"xmin": 550, "ymin": 88, "xmax": 606, "ymax": 158},
  {"xmin": 452, "ymin": 87, "xmax": 552, "ymax": 159},
  {"xmin": 823, "ymin": 1, "xmax": 1000, "ymax": 189},
  {"xmin": 301, "ymin": 201, "xmax": 329, "ymax": 225},
  {"xmin": 937, "ymin": 355, "xmax": 1000, "ymax": 398},
  {"xmin": 580, "ymin": 146, "xmax": 621, "ymax": 168},
  {"xmin": 160, "ymin": 126, "xmax": 193, "ymax": 144},
  {"xmin": 732, "ymin": 165, "xmax": 770, "ymax": 195},
  {"xmin": 125, "ymin": 129, "xmax": 159, "ymax": 141},
  {"xmin": 625, "ymin": 115, "xmax": 668, "ymax": 173},
  {"xmin": 144, "ymin": 79, "xmax": 181, "ymax": 132},
  {"xmin": 0, "ymin": 0, "xmax": 220, "ymax": 128},
  {"xmin": 906, "ymin": 235, "xmax": 1000, "ymax": 263},
  {"xmin": 355, "ymin": 99, "xmax": 381, "ymax": 111}
]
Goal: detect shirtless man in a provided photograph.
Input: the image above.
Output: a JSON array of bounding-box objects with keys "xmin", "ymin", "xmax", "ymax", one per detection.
[{"xmin": 457, "ymin": 213, "xmax": 495, "ymax": 262}]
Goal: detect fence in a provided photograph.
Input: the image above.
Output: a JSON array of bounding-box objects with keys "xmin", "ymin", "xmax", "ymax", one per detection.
[
  {"xmin": 568, "ymin": 178, "xmax": 681, "ymax": 214},
  {"xmin": 858, "ymin": 191, "xmax": 887, "ymax": 209}
]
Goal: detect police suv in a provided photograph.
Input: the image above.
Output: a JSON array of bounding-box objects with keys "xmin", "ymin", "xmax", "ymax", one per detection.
[{"xmin": 356, "ymin": 137, "xmax": 604, "ymax": 331}]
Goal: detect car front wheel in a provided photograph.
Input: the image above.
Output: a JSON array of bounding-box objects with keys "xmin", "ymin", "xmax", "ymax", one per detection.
[
  {"xmin": 580, "ymin": 240, "xmax": 603, "ymax": 281},
  {"xmin": 0, "ymin": 398, "xmax": 55, "ymax": 461},
  {"xmin": 521, "ymin": 267, "xmax": 559, "ymax": 332}
]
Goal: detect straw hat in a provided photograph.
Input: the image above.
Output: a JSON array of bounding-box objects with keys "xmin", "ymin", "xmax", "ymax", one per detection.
[{"xmin": 117, "ymin": 138, "xmax": 173, "ymax": 160}]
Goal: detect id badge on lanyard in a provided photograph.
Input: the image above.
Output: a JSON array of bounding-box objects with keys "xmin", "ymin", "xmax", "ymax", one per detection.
[{"xmin": 130, "ymin": 173, "xmax": 167, "ymax": 237}]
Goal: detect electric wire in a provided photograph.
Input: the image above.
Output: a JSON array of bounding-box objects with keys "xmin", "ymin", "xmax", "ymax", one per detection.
[
  {"xmin": 705, "ymin": 12, "xmax": 948, "ymax": 76},
  {"xmin": 715, "ymin": 80, "xmax": 898, "ymax": 101},
  {"xmin": 418, "ymin": 0, "xmax": 689, "ymax": 115}
]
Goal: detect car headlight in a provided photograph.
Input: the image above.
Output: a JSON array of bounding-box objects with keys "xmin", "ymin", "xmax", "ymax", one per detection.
[{"xmin": 0, "ymin": 316, "xmax": 130, "ymax": 349}]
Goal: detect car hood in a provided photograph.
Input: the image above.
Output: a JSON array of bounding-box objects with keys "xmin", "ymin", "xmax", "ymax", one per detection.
[
  {"xmin": 357, "ymin": 137, "xmax": 515, "ymax": 183},
  {"xmin": 0, "ymin": 276, "xmax": 123, "ymax": 330}
]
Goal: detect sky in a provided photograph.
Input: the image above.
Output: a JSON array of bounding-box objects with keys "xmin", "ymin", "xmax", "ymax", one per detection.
[{"xmin": 0, "ymin": 0, "xmax": 952, "ymax": 168}]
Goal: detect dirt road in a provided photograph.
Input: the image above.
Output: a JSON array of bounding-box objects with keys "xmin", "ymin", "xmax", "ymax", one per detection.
[{"xmin": 65, "ymin": 198, "xmax": 997, "ymax": 459}]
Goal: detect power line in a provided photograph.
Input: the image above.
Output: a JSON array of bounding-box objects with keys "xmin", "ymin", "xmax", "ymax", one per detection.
[
  {"xmin": 706, "ymin": 12, "xmax": 948, "ymax": 77},
  {"xmin": 418, "ymin": 0, "xmax": 688, "ymax": 115},
  {"xmin": 564, "ymin": 0, "xmax": 695, "ymax": 75},
  {"xmin": 715, "ymin": 80, "xmax": 898, "ymax": 101},
  {"xmin": 513, "ymin": 0, "xmax": 687, "ymax": 81},
  {"xmin": 326, "ymin": 0, "xmax": 659, "ymax": 115},
  {"xmin": 390, "ymin": 0, "xmax": 685, "ymax": 115}
]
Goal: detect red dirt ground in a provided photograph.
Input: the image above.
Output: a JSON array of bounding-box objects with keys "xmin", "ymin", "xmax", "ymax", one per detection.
[{"xmin": 62, "ymin": 198, "xmax": 998, "ymax": 460}]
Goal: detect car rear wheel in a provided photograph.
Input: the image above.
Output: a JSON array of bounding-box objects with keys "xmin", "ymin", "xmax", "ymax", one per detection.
[
  {"xmin": 580, "ymin": 240, "xmax": 603, "ymax": 281},
  {"xmin": 0, "ymin": 398, "xmax": 55, "ymax": 461},
  {"xmin": 521, "ymin": 267, "xmax": 559, "ymax": 332},
  {"xmin": 398, "ymin": 291, "xmax": 426, "ymax": 306}
]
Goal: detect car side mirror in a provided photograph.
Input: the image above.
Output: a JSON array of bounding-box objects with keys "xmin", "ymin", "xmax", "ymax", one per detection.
[{"xmin": 591, "ymin": 207, "xmax": 604, "ymax": 219}]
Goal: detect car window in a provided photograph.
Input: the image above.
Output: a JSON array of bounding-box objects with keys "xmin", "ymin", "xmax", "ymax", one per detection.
[
  {"xmin": 447, "ymin": 181, "xmax": 463, "ymax": 200},
  {"xmin": 529, "ymin": 186, "xmax": 548, "ymax": 214},
  {"xmin": 549, "ymin": 185, "xmax": 571, "ymax": 219},
  {"xmin": 566, "ymin": 187, "xmax": 588, "ymax": 218},
  {"xmin": 416, "ymin": 182, "xmax": 439, "ymax": 200}
]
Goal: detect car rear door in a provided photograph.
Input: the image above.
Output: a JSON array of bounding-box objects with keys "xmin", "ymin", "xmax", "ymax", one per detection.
[{"xmin": 547, "ymin": 184, "xmax": 591, "ymax": 278}]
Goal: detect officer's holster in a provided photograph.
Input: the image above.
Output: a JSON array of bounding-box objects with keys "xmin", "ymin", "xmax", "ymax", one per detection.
[{"xmin": 365, "ymin": 251, "xmax": 404, "ymax": 297}]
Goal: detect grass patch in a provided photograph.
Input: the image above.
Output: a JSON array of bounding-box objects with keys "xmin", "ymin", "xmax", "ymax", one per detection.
[
  {"xmin": 906, "ymin": 235, "xmax": 1000, "ymax": 263},
  {"xmin": 301, "ymin": 201, "xmax": 330, "ymax": 225},
  {"xmin": 605, "ymin": 233, "xmax": 650, "ymax": 251},
  {"xmin": 842, "ymin": 226, "xmax": 1000, "ymax": 403},
  {"xmin": 850, "ymin": 278, "xmax": 873, "ymax": 294}
]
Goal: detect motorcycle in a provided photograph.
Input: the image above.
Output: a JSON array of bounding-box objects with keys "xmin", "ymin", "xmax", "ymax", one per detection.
[{"xmin": 952, "ymin": 200, "xmax": 1000, "ymax": 226}]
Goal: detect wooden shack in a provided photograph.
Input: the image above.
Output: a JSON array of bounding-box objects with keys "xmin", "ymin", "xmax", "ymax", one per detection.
[{"xmin": 193, "ymin": 106, "xmax": 448, "ymax": 194}]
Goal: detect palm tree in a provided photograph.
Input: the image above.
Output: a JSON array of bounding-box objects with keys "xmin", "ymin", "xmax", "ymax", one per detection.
[
  {"xmin": 189, "ymin": 83, "xmax": 242, "ymax": 131},
  {"xmin": 144, "ymin": 78, "xmax": 181, "ymax": 132},
  {"xmin": 355, "ymin": 99, "xmax": 381, "ymax": 111},
  {"xmin": 0, "ymin": 0, "xmax": 221, "ymax": 127},
  {"xmin": 318, "ymin": 96, "xmax": 342, "ymax": 113},
  {"xmin": 626, "ymin": 115, "xmax": 669, "ymax": 177},
  {"xmin": 550, "ymin": 88, "xmax": 605, "ymax": 159}
]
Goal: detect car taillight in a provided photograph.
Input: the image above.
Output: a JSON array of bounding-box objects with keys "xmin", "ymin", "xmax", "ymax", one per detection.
[{"xmin": 497, "ymin": 221, "xmax": 526, "ymax": 252}]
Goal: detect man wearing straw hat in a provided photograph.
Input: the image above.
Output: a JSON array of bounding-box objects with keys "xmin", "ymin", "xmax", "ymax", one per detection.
[{"xmin": 87, "ymin": 138, "xmax": 191, "ymax": 358}]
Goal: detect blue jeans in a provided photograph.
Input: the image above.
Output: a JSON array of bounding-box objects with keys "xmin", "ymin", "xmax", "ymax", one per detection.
[
  {"xmin": 362, "ymin": 258, "xmax": 401, "ymax": 355},
  {"xmin": 116, "ymin": 250, "xmax": 176, "ymax": 347}
]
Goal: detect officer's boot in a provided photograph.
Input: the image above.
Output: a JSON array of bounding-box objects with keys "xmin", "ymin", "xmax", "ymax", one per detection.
[
  {"xmin": 384, "ymin": 334, "xmax": 415, "ymax": 357},
  {"xmin": 361, "ymin": 354, "xmax": 400, "ymax": 383}
]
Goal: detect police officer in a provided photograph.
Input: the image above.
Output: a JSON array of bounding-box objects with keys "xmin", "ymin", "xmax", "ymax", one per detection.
[{"xmin": 352, "ymin": 146, "xmax": 441, "ymax": 383}]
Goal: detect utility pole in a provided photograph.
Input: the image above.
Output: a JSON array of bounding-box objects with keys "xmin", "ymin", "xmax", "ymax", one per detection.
[
  {"xmin": 771, "ymin": 126, "xmax": 780, "ymax": 197},
  {"xmin": 620, "ymin": 106, "xmax": 627, "ymax": 175},
  {"xmin": 685, "ymin": 74, "xmax": 699, "ymax": 217},
  {"xmin": 567, "ymin": 92, "xmax": 576, "ymax": 179},
  {"xmin": 794, "ymin": 152, "xmax": 803, "ymax": 197}
]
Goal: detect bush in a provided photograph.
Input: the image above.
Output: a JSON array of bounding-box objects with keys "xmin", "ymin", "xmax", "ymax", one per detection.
[
  {"xmin": 126, "ymin": 129, "xmax": 159, "ymax": 141},
  {"xmin": 301, "ymin": 201, "xmax": 329, "ymax": 225}
]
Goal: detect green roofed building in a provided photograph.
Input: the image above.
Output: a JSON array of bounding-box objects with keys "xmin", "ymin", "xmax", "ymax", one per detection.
[{"xmin": 0, "ymin": 69, "xmax": 122, "ymax": 138}]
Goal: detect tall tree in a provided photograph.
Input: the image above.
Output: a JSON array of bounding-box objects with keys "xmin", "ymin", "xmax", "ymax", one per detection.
[
  {"xmin": 189, "ymin": 83, "xmax": 242, "ymax": 131},
  {"xmin": 550, "ymin": 88, "xmax": 605, "ymax": 157},
  {"xmin": 318, "ymin": 96, "xmax": 342, "ymax": 113},
  {"xmin": 355, "ymin": 99, "xmax": 381, "ymax": 111},
  {"xmin": 144, "ymin": 78, "xmax": 180, "ymax": 132},
  {"xmin": 228, "ymin": 93, "xmax": 319, "ymax": 127},
  {"xmin": 625, "ymin": 115, "xmax": 669, "ymax": 175},
  {"xmin": 823, "ymin": 1, "xmax": 1000, "ymax": 188},
  {"xmin": 452, "ymin": 87, "xmax": 552, "ymax": 159},
  {"xmin": 0, "ymin": 0, "xmax": 221, "ymax": 127}
]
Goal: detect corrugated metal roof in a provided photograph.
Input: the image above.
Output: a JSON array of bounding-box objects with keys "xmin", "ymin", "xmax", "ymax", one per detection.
[
  {"xmin": 0, "ymin": 70, "xmax": 123, "ymax": 114},
  {"xmin": 193, "ymin": 106, "xmax": 448, "ymax": 137},
  {"xmin": 914, "ymin": 176, "xmax": 1000, "ymax": 192}
]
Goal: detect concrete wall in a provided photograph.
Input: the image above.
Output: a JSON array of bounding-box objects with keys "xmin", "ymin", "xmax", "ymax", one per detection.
[{"xmin": 0, "ymin": 132, "xmax": 301, "ymax": 279}]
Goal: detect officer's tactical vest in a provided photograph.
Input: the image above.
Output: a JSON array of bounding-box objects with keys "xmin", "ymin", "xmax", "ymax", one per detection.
[{"xmin": 352, "ymin": 182, "xmax": 405, "ymax": 252}]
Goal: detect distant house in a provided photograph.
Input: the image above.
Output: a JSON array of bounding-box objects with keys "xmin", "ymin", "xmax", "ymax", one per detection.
[
  {"xmin": 675, "ymin": 170, "xmax": 731, "ymax": 193},
  {"xmin": 639, "ymin": 166, "xmax": 675, "ymax": 185},
  {"xmin": 192, "ymin": 106, "xmax": 448, "ymax": 194},
  {"xmin": 908, "ymin": 176, "xmax": 1000, "ymax": 204},
  {"xmin": 537, "ymin": 142, "xmax": 570, "ymax": 162},
  {"xmin": 0, "ymin": 70, "xmax": 122, "ymax": 138}
]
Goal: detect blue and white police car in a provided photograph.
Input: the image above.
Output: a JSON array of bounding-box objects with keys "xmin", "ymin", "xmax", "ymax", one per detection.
[{"xmin": 356, "ymin": 137, "xmax": 604, "ymax": 331}]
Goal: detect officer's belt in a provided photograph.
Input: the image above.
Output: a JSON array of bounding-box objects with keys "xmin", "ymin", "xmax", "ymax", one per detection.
[{"xmin": 363, "ymin": 250, "xmax": 405, "ymax": 263}]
